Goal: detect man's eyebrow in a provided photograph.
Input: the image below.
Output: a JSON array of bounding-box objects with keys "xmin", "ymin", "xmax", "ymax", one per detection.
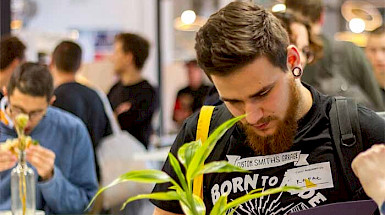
[
  {"xmin": 220, "ymin": 82, "xmax": 276, "ymax": 102},
  {"xmin": 12, "ymin": 105, "xmax": 44, "ymax": 113}
]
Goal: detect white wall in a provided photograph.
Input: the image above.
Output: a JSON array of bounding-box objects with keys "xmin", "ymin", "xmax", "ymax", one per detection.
[{"xmin": 23, "ymin": 0, "xmax": 158, "ymax": 85}]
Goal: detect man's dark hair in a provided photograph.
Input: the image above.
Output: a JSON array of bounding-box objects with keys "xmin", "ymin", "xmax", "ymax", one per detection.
[
  {"xmin": 285, "ymin": 0, "xmax": 324, "ymax": 23},
  {"xmin": 8, "ymin": 62, "xmax": 54, "ymax": 102},
  {"xmin": 52, "ymin": 41, "xmax": 82, "ymax": 73},
  {"xmin": 115, "ymin": 33, "xmax": 150, "ymax": 70},
  {"xmin": 370, "ymin": 25, "xmax": 385, "ymax": 36},
  {"xmin": 195, "ymin": 1, "xmax": 289, "ymax": 76},
  {"xmin": 0, "ymin": 36, "xmax": 26, "ymax": 70}
]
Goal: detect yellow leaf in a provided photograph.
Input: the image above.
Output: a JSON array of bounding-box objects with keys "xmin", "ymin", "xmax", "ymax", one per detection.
[{"xmin": 305, "ymin": 179, "xmax": 317, "ymax": 188}]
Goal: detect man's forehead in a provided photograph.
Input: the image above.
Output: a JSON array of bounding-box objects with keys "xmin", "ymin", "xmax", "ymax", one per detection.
[
  {"xmin": 212, "ymin": 59, "xmax": 283, "ymax": 98},
  {"xmin": 9, "ymin": 90, "xmax": 48, "ymax": 108}
]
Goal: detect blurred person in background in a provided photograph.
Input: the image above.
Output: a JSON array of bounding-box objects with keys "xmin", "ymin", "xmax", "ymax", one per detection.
[
  {"xmin": 173, "ymin": 59, "xmax": 210, "ymax": 128},
  {"xmin": 286, "ymin": 0, "xmax": 385, "ymax": 110},
  {"xmin": 273, "ymin": 10, "xmax": 323, "ymax": 69},
  {"xmin": 365, "ymin": 25, "xmax": 385, "ymax": 104},
  {"xmin": 107, "ymin": 33, "xmax": 158, "ymax": 149},
  {"xmin": 0, "ymin": 36, "xmax": 26, "ymax": 100},
  {"xmin": 50, "ymin": 40, "xmax": 111, "ymax": 180},
  {"xmin": 0, "ymin": 63, "xmax": 98, "ymax": 214}
]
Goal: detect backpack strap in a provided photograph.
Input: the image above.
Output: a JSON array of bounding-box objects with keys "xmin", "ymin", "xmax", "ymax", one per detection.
[
  {"xmin": 193, "ymin": 106, "xmax": 215, "ymax": 199},
  {"xmin": 330, "ymin": 96, "xmax": 364, "ymax": 200}
]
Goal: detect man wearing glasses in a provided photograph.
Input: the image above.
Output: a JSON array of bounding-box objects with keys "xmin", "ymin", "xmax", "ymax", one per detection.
[{"xmin": 0, "ymin": 63, "xmax": 98, "ymax": 214}]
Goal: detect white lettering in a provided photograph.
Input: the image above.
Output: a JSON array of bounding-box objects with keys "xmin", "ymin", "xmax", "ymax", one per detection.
[
  {"xmin": 211, "ymin": 184, "xmax": 220, "ymax": 205},
  {"xmin": 309, "ymin": 192, "xmax": 327, "ymax": 207},
  {"xmin": 269, "ymin": 176, "xmax": 279, "ymax": 187},
  {"xmin": 221, "ymin": 180, "xmax": 232, "ymax": 195},
  {"xmin": 298, "ymin": 190, "xmax": 315, "ymax": 199},
  {"xmin": 261, "ymin": 176, "xmax": 269, "ymax": 186},
  {"xmin": 244, "ymin": 174, "xmax": 259, "ymax": 191},
  {"xmin": 232, "ymin": 177, "xmax": 244, "ymax": 193}
]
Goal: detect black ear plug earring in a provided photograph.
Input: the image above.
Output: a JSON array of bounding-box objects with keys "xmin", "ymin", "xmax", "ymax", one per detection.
[{"xmin": 292, "ymin": 67, "xmax": 302, "ymax": 77}]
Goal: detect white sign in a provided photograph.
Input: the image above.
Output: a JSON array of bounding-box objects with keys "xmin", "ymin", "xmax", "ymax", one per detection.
[
  {"xmin": 226, "ymin": 151, "xmax": 309, "ymax": 170},
  {"xmin": 281, "ymin": 162, "xmax": 334, "ymax": 194}
]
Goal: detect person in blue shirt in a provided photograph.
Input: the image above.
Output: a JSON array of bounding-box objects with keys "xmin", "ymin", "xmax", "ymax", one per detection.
[
  {"xmin": 0, "ymin": 62, "xmax": 98, "ymax": 214},
  {"xmin": 352, "ymin": 144, "xmax": 385, "ymax": 214}
]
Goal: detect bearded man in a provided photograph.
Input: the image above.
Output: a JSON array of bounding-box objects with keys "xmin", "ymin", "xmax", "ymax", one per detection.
[{"xmin": 150, "ymin": 2, "xmax": 385, "ymax": 215}]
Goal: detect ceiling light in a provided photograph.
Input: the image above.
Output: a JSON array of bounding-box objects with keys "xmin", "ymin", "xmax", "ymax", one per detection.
[
  {"xmin": 272, "ymin": 4, "xmax": 286, "ymax": 13},
  {"xmin": 181, "ymin": 10, "xmax": 196, "ymax": 25},
  {"xmin": 349, "ymin": 18, "xmax": 366, "ymax": 33}
]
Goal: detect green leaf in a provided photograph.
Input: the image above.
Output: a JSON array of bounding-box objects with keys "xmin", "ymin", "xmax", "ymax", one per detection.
[
  {"xmin": 194, "ymin": 161, "xmax": 249, "ymax": 179},
  {"xmin": 192, "ymin": 193, "xmax": 206, "ymax": 215},
  {"xmin": 180, "ymin": 201, "xmax": 195, "ymax": 215},
  {"xmin": 168, "ymin": 153, "xmax": 188, "ymax": 190},
  {"xmin": 210, "ymin": 194, "xmax": 227, "ymax": 215},
  {"xmin": 180, "ymin": 194, "xmax": 206, "ymax": 215},
  {"xmin": 121, "ymin": 191, "xmax": 180, "ymax": 210},
  {"xmin": 86, "ymin": 169, "xmax": 172, "ymax": 210},
  {"xmin": 224, "ymin": 186, "xmax": 301, "ymax": 211},
  {"xmin": 177, "ymin": 140, "xmax": 202, "ymax": 169},
  {"xmin": 187, "ymin": 115, "xmax": 245, "ymax": 181}
]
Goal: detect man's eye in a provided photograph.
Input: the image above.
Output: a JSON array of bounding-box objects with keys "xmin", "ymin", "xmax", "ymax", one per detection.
[
  {"xmin": 260, "ymin": 89, "xmax": 270, "ymax": 96},
  {"xmin": 229, "ymin": 101, "xmax": 240, "ymax": 105}
]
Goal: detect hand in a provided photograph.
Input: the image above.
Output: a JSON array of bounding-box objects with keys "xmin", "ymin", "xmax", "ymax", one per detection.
[
  {"xmin": 0, "ymin": 150, "xmax": 17, "ymax": 171},
  {"xmin": 114, "ymin": 102, "xmax": 132, "ymax": 116},
  {"xmin": 352, "ymin": 144, "xmax": 385, "ymax": 206},
  {"xmin": 26, "ymin": 145, "xmax": 55, "ymax": 180}
]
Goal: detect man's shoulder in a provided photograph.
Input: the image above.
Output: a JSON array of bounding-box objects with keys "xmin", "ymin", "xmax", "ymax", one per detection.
[
  {"xmin": 177, "ymin": 86, "xmax": 191, "ymax": 95},
  {"xmin": 61, "ymin": 82, "xmax": 100, "ymax": 97},
  {"xmin": 107, "ymin": 82, "xmax": 122, "ymax": 95},
  {"xmin": 137, "ymin": 80, "xmax": 157, "ymax": 94},
  {"xmin": 357, "ymin": 105, "xmax": 385, "ymax": 128},
  {"xmin": 45, "ymin": 107, "xmax": 86, "ymax": 130}
]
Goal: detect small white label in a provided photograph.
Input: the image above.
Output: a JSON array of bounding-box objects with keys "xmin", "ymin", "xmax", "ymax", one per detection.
[
  {"xmin": 226, "ymin": 151, "xmax": 309, "ymax": 170},
  {"xmin": 281, "ymin": 162, "xmax": 334, "ymax": 194}
]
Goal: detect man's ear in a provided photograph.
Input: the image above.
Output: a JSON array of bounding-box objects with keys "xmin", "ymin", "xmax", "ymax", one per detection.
[
  {"xmin": 319, "ymin": 9, "xmax": 325, "ymax": 26},
  {"xmin": 124, "ymin": 52, "xmax": 134, "ymax": 65},
  {"xmin": 49, "ymin": 95, "xmax": 56, "ymax": 105},
  {"xmin": 286, "ymin": 45, "xmax": 302, "ymax": 72},
  {"xmin": 9, "ymin": 59, "xmax": 20, "ymax": 71},
  {"xmin": 1, "ymin": 86, "xmax": 7, "ymax": 97},
  {"xmin": 48, "ymin": 61, "xmax": 55, "ymax": 72}
]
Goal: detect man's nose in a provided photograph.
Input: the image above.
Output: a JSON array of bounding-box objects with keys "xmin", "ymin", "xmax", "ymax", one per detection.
[{"xmin": 244, "ymin": 102, "xmax": 263, "ymax": 125}]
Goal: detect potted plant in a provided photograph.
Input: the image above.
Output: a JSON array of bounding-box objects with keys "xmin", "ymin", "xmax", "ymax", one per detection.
[{"xmin": 87, "ymin": 115, "xmax": 299, "ymax": 214}]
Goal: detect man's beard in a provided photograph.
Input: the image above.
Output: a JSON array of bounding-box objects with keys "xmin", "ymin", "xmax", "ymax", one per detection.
[{"xmin": 239, "ymin": 80, "xmax": 300, "ymax": 155}]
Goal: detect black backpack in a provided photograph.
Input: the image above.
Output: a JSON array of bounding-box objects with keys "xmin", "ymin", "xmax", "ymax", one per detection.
[
  {"xmin": 329, "ymin": 97, "xmax": 366, "ymax": 200},
  {"xmin": 330, "ymin": 97, "xmax": 384, "ymax": 215}
]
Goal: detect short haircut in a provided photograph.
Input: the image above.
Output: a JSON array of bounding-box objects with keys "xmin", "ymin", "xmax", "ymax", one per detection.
[
  {"xmin": 369, "ymin": 25, "xmax": 385, "ymax": 36},
  {"xmin": 8, "ymin": 62, "xmax": 54, "ymax": 102},
  {"xmin": 285, "ymin": 0, "xmax": 323, "ymax": 23},
  {"xmin": 195, "ymin": 1, "xmax": 290, "ymax": 77},
  {"xmin": 273, "ymin": 10, "xmax": 323, "ymax": 64},
  {"xmin": 0, "ymin": 36, "xmax": 26, "ymax": 70},
  {"xmin": 115, "ymin": 33, "xmax": 150, "ymax": 70},
  {"xmin": 52, "ymin": 41, "xmax": 82, "ymax": 73}
]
